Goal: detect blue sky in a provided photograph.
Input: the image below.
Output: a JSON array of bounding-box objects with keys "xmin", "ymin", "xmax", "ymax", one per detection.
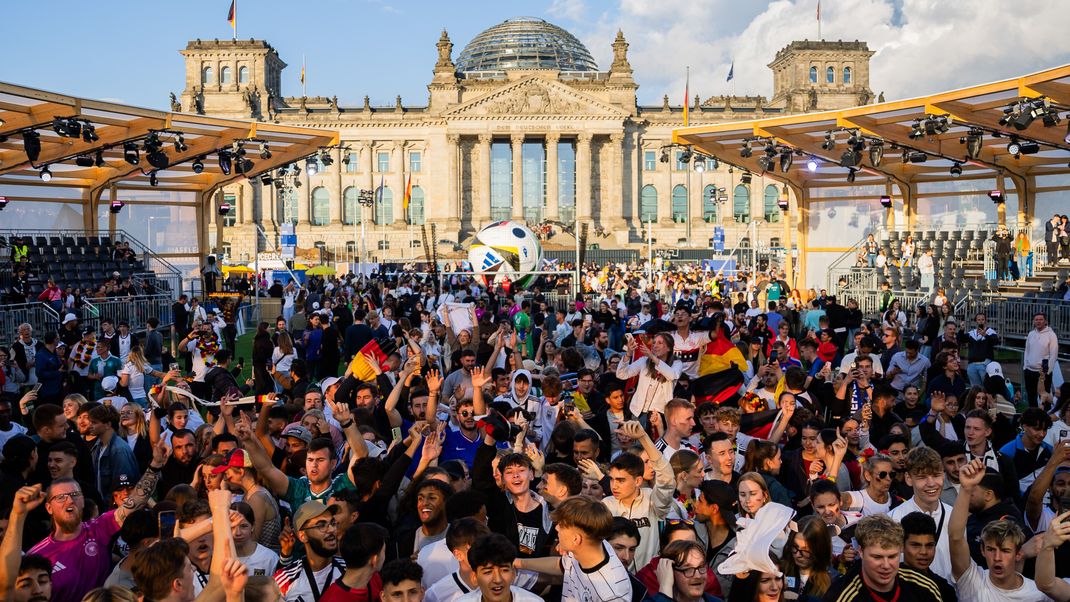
[{"xmin": 2, "ymin": 0, "xmax": 1067, "ymax": 110}]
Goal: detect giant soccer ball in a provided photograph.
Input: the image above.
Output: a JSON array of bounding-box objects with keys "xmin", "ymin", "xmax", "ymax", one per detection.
[{"xmin": 468, "ymin": 220, "xmax": 543, "ymax": 290}]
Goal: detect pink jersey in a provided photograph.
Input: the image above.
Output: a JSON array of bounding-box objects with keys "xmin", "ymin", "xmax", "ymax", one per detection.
[{"xmin": 28, "ymin": 510, "xmax": 122, "ymax": 602}]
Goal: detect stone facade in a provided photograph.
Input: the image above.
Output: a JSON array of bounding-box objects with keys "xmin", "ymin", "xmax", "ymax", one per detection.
[{"xmin": 178, "ymin": 21, "xmax": 874, "ymax": 263}]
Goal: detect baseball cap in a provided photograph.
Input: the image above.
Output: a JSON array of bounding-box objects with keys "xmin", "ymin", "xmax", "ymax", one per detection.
[
  {"xmin": 101, "ymin": 375, "xmax": 119, "ymax": 393},
  {"xmin": 62, "ymin": 313, "xmax": 78, "ymax": 325},
  {"xmin": 82, "ymin": 327, "xmax": 95, "ymax": 337},
  {"xmin": 282, "ymin": 425, "xmax": 313, "ymax": 444},
  {"xmin": 320, "ymin": 377, "xmax": 340, "ymax": 393},
  {"xmin": 291, "ymin": 501, "xmax": 340, "ymax": 532},
  {"xmin": 211, "ymin": 448, "xmax": 254, "ymax": 475},
  {"xmin": 114, "ymin": 473, "xmax": 135, "ymax": 490},
  {"xmin": 986, "ymin": 362, "xmax": 1004, "ymax": 378}
]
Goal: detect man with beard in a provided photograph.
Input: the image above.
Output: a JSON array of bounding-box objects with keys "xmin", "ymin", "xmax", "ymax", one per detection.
[
  {"xmin": 27, "ymin": 439, "xmax": 167, "ymax": 601},
  {"xmin": 157, "ymin": 428, "xmax": 200, "ymax": 496},
  {"xmin": 394, "ymin": 479, "xmax": 454, "ymax": 560},
  {"xmin": 0, "ymin": 485, "xmax": 52, "ymax": 602},
  {"xmin": 438, "ymin": 392, "xmax": 483, "ymax": 468},
  {"xmin": 950, "ymin": 458, "xmax": 1046, "ymax": 601},
  {"xmin": 441, "ymin": 349, "xmax": 477, "ymax": 405},
  {"xmin": 274, "ymin": 501, "xmax": 346, "ymax": 602}
]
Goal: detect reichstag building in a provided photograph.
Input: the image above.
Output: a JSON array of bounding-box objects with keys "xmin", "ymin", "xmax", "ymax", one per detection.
[{"xmin": 177, "ymin": 17, "xmax": 875, "ymax": 261}]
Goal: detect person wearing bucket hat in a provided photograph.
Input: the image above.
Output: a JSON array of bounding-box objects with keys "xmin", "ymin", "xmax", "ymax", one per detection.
[{"xmin": 273, "ymin": 501, "xmax": 345, "ymax": 601}]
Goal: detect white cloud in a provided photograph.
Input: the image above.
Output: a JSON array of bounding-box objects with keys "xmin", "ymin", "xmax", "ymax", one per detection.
[
  {"xmin": 560, "ymin": 0, "xmax": 1070, "ymax": 105},
  {"xmin": 547, "ymin": 0, "xmax": 587, "ymax": 21}
]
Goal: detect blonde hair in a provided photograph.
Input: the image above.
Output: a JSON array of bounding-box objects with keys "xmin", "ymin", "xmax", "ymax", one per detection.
[
  {"xmin": 855, "ymin": 514, "xmax": 903, "ymax": 551},
  {"xmin": 82, "ymin": 586, "xmax": 138, "ymax": 602},
  {"xmin": 119, "ymin": 405, "xmax": 148, "ymax": 439}
]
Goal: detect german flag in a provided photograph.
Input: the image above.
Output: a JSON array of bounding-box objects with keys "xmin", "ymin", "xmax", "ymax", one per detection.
[
  {"xmin": 692, "ymin": 323, "xmax": 747, "ymax": 406},
  {"xmin": 347, "ymin": 337, "xmax": 396, "ymax": 382}
]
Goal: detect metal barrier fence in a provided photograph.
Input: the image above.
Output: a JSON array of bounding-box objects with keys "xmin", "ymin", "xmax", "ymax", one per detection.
[
  {"xmin": 0, "ymin": 303, "xmax": 61, "ymax": 348},
  {"xmin": 957, "ymin": 295, "xmax": 1070, "ymax": 342},
  {"xmin": 80, "ymin": 295, "xmax": 174, "ymax": 334}
]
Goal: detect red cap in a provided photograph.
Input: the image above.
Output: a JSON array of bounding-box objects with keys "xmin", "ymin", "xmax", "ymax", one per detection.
[{"xmin": 211, "ymin": 449, "xmax": 253, "ymax": 474}]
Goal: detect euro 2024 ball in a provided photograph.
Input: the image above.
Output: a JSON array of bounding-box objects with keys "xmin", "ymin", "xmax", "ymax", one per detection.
[{"xmin": 468, "ymin": 220, "xmax": 543, "ymax": 289}]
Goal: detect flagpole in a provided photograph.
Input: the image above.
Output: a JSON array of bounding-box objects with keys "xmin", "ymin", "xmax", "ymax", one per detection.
[
  {"xmin": 817, "ymin": 0, "xmax": 822, "ymax": 40},
  {"xmin": 233, "ymin": 0, "xmax": 237, "ymax": 40}
]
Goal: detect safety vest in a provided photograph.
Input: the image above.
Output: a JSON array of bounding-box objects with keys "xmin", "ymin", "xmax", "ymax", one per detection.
[{"xmin": 13, "ymin": 244, "xmax": 28, "ymax": 262}]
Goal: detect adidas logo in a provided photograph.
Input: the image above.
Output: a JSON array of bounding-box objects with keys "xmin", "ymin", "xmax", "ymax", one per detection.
[{"xmin": 53, "ymin": 561, "xmax": 67, "ymax": 572}]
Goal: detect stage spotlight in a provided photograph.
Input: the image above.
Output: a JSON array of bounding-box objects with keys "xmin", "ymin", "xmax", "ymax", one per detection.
[
  {"xmin": 764, "ymin": 143, "xmax": 777, "ymax": 157},
  {"xmin": 741, "ymin": 172, "xmax": 752, "ymax": 184},
  {"xmin": 740, "ymin": 141, "xmax": 752, "ymax": 158},
  {"xmin": 173, "ymin": 134, "xmax": 187, "ymax": 153},
  {"xmin": 1018, "ymin": 140, "xmax": 1040, "ymax": 155},
  {"xmin": 964, "ymin": 130, "xmax": 983, "ymax": 159},
  {"xmin": 909, "ymin": 121, "xmax": 925, "ymax": 140},
  {"xmin": 880, "ymin": 195, "xmax": 892, "ymax": 208},
  {"xmin": 821, "ymin": 132, "xmax": 836, "ymax": 151},
  {"xmin": 342, "ymin": 152, "xmax": 351, "ymax": 166},
  {"xmin": 306, "ymin": 158, "xmax": 318, "ymax": 176},
  {"xmin": 840, "ymin": 149, "xmax": 861, "ymax": 168},
  {"xmin": 123, "ymin": 142, "xmax": 140, "ymax": 166},
  {"xmin": 1013, "ymin": 100, "xmax": 1043, "ymax": 130},
  {"xmin": 1042, "ymin": 108, "xmax": 1061, "ymax": 127},
  {"xmin": 908, "ymin": 151, "xmax": 928, "ymax": 163},
  {"xmin": 23, "ymin": 130, "xmax": 41, "ymax": 163},
  {"xmin": 94, "ymin": 150, "xmax": 105, "ymax": 168},
  {"xmin": 757, "ymin": 155, "xmax": 774, "ymax": 172},
  {"xmin": 846, "ymin": 168, "xmax": 856, "ymax": 183},
  {"xmin": 260, "ymin": 142, "xmax": 271, "ymax": 159},
  {"xmin": 709, "ymin": 157, "xmax": 719, "ymax": 170},
  {"xmin": 260, "ymin": 172, "xmax": 274, "ymax": 186},
  {"xmin": 320, "ymin": 150, "xmax": 333, "ymax": 166},
  {"xmin": 989, "ymin": 190, "xmax": 1004, "ymax": 204},
  {"xmin": 868, "ymin": 142, "xmax": 884, "ymax": 167},
  {"xmin": 110, "ymin": 199, "xmax": 124, "ymax": 214},
  {"xmin": 779, "ymin": 151, "xmax": 793, "ymax": 172},
  {"xmin": 950, "ymin": 162, "xmax": 963, "ymax": 177},
  {"xmin": 777, "ymin": 186, "xmax": 789, "ymax": 211},
  {"xmin": 39, "ymin": 166, "xmax": 52, "ymax": 182},
  {"xmin": 660, "ymin": 149, "xmax": 670, "ymax": 163},
  {"xmin": 294, "ymin": 179, "xmax": 302, "ymax": 188},
  {"xmin": 218, "ymin": 151, "xmax": 232, "ymax": 175},
  {"xmin": 693, "ymin": 156, "xmax": 705, "ymax": 173},
  {"xmin": 149, "ymin": 171, "xmax": 159, "ymax": 187},
  {"xmin": 191, "ymin": 157, "xmax": 205, "ymax": 174},
  {"xmin": 81, "ymin": 123, "xmax": 98, "ymax": 143},
  {"xmin": 143, "ymin": 131, "xmax": 161, "ymax": 151},
  {"xmin": 238, "ymin": 158, "xmax": 255, "ymax": 175},
  {"xmin": 146, "ymin": 148, "xmax": 170, "ymax": 170},
  {"xmin": 218, "ymin": 201, "xmax": 232, "ymax": 216},
  {"xmin": 678, "ymin": 149, "xmax": 692, "ymax": 164},
  {"xmin": 52, "ymin": 118, "xmax": 69, "ymax": 137},
  {"xmin": 75, "ymin": 155, "xmax": 94, "ymax": 168},
  {"xmin": 1007, "ymin": 137, "xmax": 1021, "ymax": 156},
  {"xmin": 807, "ymin": 158, "xmax": 818, "ymax": 172}
]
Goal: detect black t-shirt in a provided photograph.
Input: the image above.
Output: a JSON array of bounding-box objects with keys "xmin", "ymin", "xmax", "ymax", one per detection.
[
  {"xmin": 159, "ymin": 457, "xmax": 198, "ymax": 498},
  {"xmin": 515, "ymin": 504, "xmax": 550, "ymax": 558}
]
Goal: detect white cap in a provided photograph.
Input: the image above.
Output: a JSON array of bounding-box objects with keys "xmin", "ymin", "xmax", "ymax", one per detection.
[
  {"xmin": 986, "ymin": 362, "xmax": 1004, "ymax": 378},
  {"xmin": 312, "ymin": 302, "xmax": 321, "ymax": 310},
  {"xmin": 320, "ymin": 377, "xmax": 340, "ymax": 393},
  {"xmin": 101, "ymin": 375, "xmax": 119, "ymax": 392},
  {"xmin": 62, "ymin": 313, "xmax": 78, "ymax": 325}
]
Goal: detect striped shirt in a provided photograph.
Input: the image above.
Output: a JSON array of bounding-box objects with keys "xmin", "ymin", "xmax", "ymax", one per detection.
[
  {"xmin": 826, "ymin": 566, "xmax": 942, "ymax": 602},
  {"xmin": 274, "ymin": 557, "xmax": 346, "ymax": 602},
  {"xmin": 561, "ymin": 541, "xmax": 632, "ymax": 602}
]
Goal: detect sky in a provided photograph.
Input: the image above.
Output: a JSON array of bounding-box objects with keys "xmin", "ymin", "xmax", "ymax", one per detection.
[{"xmin": 1, "ymin": 0, "xmax": 1068, "ymax": 110}]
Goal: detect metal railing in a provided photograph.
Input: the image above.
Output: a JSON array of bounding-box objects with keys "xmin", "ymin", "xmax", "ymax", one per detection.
[
  {"xmin": 0, "ymin": 303, "xmax": 61, "ymax": 348},
  {"xmin": 80, "ymin": 294, "xmax": 174, "ymax": 334},
  {"xmin": 826, "ymin": 232, "xmax": 870, "ymax": 293},
  {"xmin": 958, "ymin": 294, "xmax": 1070, "ymax": 343}
]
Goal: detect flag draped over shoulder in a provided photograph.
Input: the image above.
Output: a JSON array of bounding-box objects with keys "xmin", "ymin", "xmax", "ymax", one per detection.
[{"xmin": 692, "ymin": 325, "xmax": 747, "ymax": 405}]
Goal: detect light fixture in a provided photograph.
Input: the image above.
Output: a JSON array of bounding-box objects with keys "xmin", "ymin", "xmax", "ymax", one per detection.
[
  {"xmin": 81, "ymin": 123, "xmax": 98, "ymax": 143},
  {"xmin": 146, "ymin": 146, "xmax": 170, "ymax": 170},
  {"xmin": 23, "ymin": 130, "xmax": 41, "ymax": 163},
  {"xmin": 218, "ymin": 151, "xmax": 232, "ymax": 175},
  {"xmin": 1018, "ymin": 140, "xmax": 1040, "ymax": 155},
  {"xmin": 868, "ymin": 142, "xmax": 884, "ymax": 167},
  {"xmin": 218, "ymin": 201, "xmax": 232, "ymax": 216},
  {"xmin": 693, "ymin": 156, "xmax": 705, "ymax": 173},
  {"xmin": 764, "ymin": 143, "xmax": 777, "ymax": 157},
  {"xmin": 110, "ymin": 199, "xmax": 124, "ymax": 214},
  {"xmin": 757, "ymin": 155, "xmax": 774, "ymax": 172},
  {"xmin": 260, "ymin": 172, "xmax": 274, "ymax": 186},
  {"xmin": 807, "ymin": 158, "xmax": 818, "ymax": 172},
  {"xmin": 777, "ymin": 186, "xmax": 789, "ymax": 211},
  {"xmin": 950, "ymin": 162, "xmax": 963, "ymax": 177},
  {"xmin": 880, "ymin": 195, "xmax": 892, "ymax": 208},
  {"xmin": 52, "ymin": 118, "xmax": 70, "ymax": 138},
  {"xmin": 148, "ymin": 171, "xmax": 159, "ymax": 187},
  {"xmin": 260, "ymin": 142, "xmax": 271, "ymax": 159},
  {"xmin": 660, "ymin": 149, "xmax": 670, "ymax": 163},
  {"xmin": 963, "ymin": 130, "xmax": 983, "ymax": 159},
  {"xmin": 342, "ymin": 152, "xmax": 351, "ymax": 166},
  {"xmin": 821, "ymin": 132, "xmax": 836, "ymax": 151},
  {"xmin": 306, "ymin": 158, "xmax": 318, "ymax": 176},
  {"xmin": 1007, "ymin": 137, "xmax": 1022, "ymax": 156},
  {"xmin": 94, "ymin": 150, "xmax": 105, "ymax": 168},
  {"xmin": 740, "ymin": 141, "xmax": 752, "ymax": 158},
  {"xmin": 236, "ymin": 157, "xmax": 254, "ymax": 175},
  {"xmin": 75, "ymin": 155, "xmax": 94, "ymax": 168},
  {"xmin": 123, "ymin": 142, "xmax": 140, "ymax": 165},
  {"xmin": 1041, "ymin": 108, "xmax": 1061, "ymax": 127},
  {"xmin": 840, "ymin": 148, "xmax": 861, "ymax": 168},
  {"xmin": 908, "ymin": 121, "xmax": 925, "ymax": 140},
  {"xmin": 907, "ymin": 151, "xmax": 928, "ymax": 163},
  {"xmin": 846, "ymin": 168, "xmax": 856, "ymax": 183},
  {"xmin": 173, "ymin": 134, "xmax": 187, "ymax": 153},
  {"xmin": 989, "ymin": 190, "xmax": 1004, "ymax": 204},
  {"xmin": 191, "ymin": 157, "xmax": 205, "ymax": 174},
  {"xmin": 779, "ymin": 151, "xmax": 793, "ymax": 172},
  {"xmin": 741, "ymin": 172, "xmax": 752, "ymax": 184},
  {"xmin": 709, "ymin": 157, "xmax": 719, "ymax": 170},
  {"xmin": 320, "ymin": 150, "xmax": 333, "ymax": 166},
  {"xmin": 39, "ymin": 165, "xmax": 53, "ymax": 182}
]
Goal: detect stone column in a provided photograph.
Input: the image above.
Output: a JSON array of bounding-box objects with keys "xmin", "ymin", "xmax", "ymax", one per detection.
[
  {"xmin": 297, "ymin": 167, "xmax": 310, "ymax": 226},
  {"xmin": 545, "ymin": 133, "xmax": 560, "ymax": 221},
  {"xmin": 329, "ymin": 147, "xmax": 343, "ymax": 224},
  {"xmin": 447, "ymin": 135, "xmax": 460, "ymax": 228},
  {"xmin": 477, "ymin": 134, "xmax": 492, "ymax": 226},
  {"xmin": 362, "ymin": 143, "xmax": 374, "ymax": 193},
  {"xmin": 238, "ymin": 182, "xmax": 250, "ymax": 224},
  {"xmin": 510, "ymin": 134, "xmax": 524, "ymax": 220},
  {"xmin": 630, "ymin": 129, "xmax": 641, "ymax": 230},
  {"xmin": 608, "ymin": 133, "xmax": 625, "ymax": 228},
  {"xmin": 576, "ymin": 133, "xmax": 593, "ymax": 221}
]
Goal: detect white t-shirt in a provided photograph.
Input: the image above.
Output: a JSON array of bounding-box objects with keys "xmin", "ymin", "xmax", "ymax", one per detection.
[
  {"xmin": 424, "ymin": 572, "xmax": 474, "ymax": 602},
  {"xmin": 671, "ymin": 330, "xmax": 711, "ymax": 379},
  {"xmin": 456, "ymin": 586, "xmax": 543, "ymax": 602},
  {"xmin": 239, "ymin": 544, "xmax": 280, "ymax": 577},
  {"xmin": 418, "ymin": 537, "xmax": 459, "ymax": 588},
  {"xmin": 845, "ymin": 489, "xmax": 892, "ymax": 516},
  {"xmin": 120, "ymin": 361, "xmax": 153, "ymax": 400},
  {"xmin": 0, "ymin": 423, "xmax": 29, "ymax": 461},
  {"xmin": 956, "ymin": 562, "xmax": 1052, "ymax": 602},
  {"xmin": 561, "ymin": 541, "xmax": 632, "ymax": 602},
  {"xmin": 889, "ymin": 499, "xmax": 953, "ymax": 581}
]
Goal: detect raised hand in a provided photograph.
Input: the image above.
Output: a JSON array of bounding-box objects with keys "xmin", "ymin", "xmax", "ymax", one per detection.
[
  {"xmin": 233, "ymin": 412, "xmax": 253, "ymax": 441},
  {"xmin": 12, "ymin": 484, "xmax": 45, "ymax": 516},
  {"xmin": 220, "ymin": 557, "xmax": 249, "ymax": 599},
  {"xmin": 327, "ymin": 397, "xmax": 352, "ymax": 425},
  {"xmin": 279, "ymin": 517, "xmax": 295, "ymax": 557},
  {"xmin": 207, "ymin": 488, "xmax": 233, "ymax": 512},
  {"xmin": 648, "ymin": 411, "xmax": 663, "ymax": 432},
  {"xmin": 618, "ymin": 421, "xmax": 649, "ymax": 443},
  {"xmin": 958, "ymin": 457, "xmax": 986, "ymax": 490},
  {"xmin": 422, "ymin": 428, "xmax": 443, "ymax": 462},
  {"xmin": 930, "ymin": 390, "xmax": 946, "ymax": 415},
  {"xmin": 151, "ymin": 438, "xmax": 172, "ymax": 468},
  {"xmin": 470, "ymin": 366, "xmax": 490, "ymax": 390},
  {"xmin": 578, "ymin": 458, "xmax": 604, "ymax": 481},
  {"xmin": 425, "ymin": 368, "xmax": 442, "ymax": 394},
  {"xmin": 524, "ymin": 443, "xmax": 545, "ymax": 475},
  {"xmin": 809, "ymin": 459, "xmax": 826, "ymax": 479},
  {"xmin": 832, "ymin": 428, "xmax": 849, "ymax": 459},
  {"xmin": 1045, "ymin": 510, "xmax": 1070, "ymax": 549}
]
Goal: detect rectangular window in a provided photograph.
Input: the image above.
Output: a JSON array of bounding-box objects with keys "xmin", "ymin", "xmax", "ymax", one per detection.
[
  {"xmin": 644, "ymin": 150, "xmax": 656, "ymax": 171},
  {"xmin": 558, "ymin": 140, "xmax": 576, "ymax": 223},
  {"xmin": 222, "ymin": 193, "xmax": 237, "ymax": 227},
  {"xmin": 409, "ymin": 151, "xmax": 422, "ymax": 173},
  {"xmin": 344, "ymin": 151, "xmax": 358, "ymax": 173},
  {"xmin": 675, "ymin": 151, "xmax": 687, "ymax": 171},
  {"xmin": 522, "ymin": 141, "xmax": 545, "ymax": 224},
  {"xmin": 490, "ymin": 141, "xmax": 512, "ymax": 221},
  {"xmin": 377, "ymin": 152, "xmax": 390, "ymax": 173}
]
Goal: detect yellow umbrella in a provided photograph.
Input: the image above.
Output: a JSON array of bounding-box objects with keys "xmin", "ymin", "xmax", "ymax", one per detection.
[
  {"xmin": 222, "ymin": 265, "xmax": 253, "ymax": 274},
  {"xmin": 305, "ymin": 265, "xmax": 336, "ymax": 276}
]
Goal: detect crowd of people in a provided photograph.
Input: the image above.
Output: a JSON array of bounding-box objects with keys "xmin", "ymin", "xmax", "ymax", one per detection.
[{"xmin": 0, "ymin": 264, "xmax": 1067, "ymax": 602}]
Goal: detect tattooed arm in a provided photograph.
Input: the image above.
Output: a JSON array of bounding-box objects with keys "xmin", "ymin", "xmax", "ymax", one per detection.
[{"xmin": 115, "ymin": 439, "xmax": 169, "ymax": 525}]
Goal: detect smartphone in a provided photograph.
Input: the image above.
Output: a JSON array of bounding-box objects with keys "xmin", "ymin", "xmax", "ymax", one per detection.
[
  {"xmin": 158, "ymin": 510, "xmax": 177, "ymax": 539},
  {"xmin": 31, "ymin": 383, "xmax": 42, "ymax": 394},
  {"xmin": 769, "ymin": 350, "xmax": 778, "ymax": 363},
  {"xmin": 391, "ymin": 426, "xmax": 402, "ymax": 442},
  {"xmin": 169, "ymin": 363, "xmax": 180, "ymax": 372}
]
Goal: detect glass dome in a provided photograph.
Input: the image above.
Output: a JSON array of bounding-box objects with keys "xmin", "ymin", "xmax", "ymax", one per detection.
[{"xmin": 456, "ymin": 17, "xmax": 599, "ymax": 73}]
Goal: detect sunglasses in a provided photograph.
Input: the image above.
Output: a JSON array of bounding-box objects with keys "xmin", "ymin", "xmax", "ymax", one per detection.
[
  {"xmin": 458, "ymin": 410, "xmax": 474, "ymax": 418},
  {"xmin": 874, "ymin": 471, "xmax": 891, "ymax": 480}
]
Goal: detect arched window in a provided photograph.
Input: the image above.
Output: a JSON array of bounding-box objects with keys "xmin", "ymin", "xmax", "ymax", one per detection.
[
  {"xmin": 703, "ymin": 184, "xmax": 718, "ymax": 222},
  {"xmin": 311, "ymin": 187, "xmax": 330, "ymax": 226},
  {"xmin": 342, "ymin": 187, "xmax": 359, "ymax": 225},
  {"xmin": 764, "ymin": 184, "xmax": 781, "ymax": 223},
  {"xmin": 843, "ymin": 66, "xmax": 852, "ymax": 84},
  {"xmin": 826, "ymin": 66, "xmax": 835, "ymax": 84},
  {"xmin": 278, "ymin": 188, "xmax": 297, "ymax": 225},
  {"xmin": 375, "ymin": 186, "xmax": 393, "ymax": 225},
  {"xmin": 220, "ymin": 66, "xmax": 232, "ymax": 84},
  {"xmin": 201, "ymin": 66, "xmax": 213, "ymax": 85},
  {"xmin": 672, "ymin": 185, "xmax": 688, "ymax": 223},
  {"xmin": 238, "ymin": 66, "xmax": 249, "ymax": 84},
  {"xmin": 640, "ymin": 185, "xmax": 658, "ymax": 223},
  {"xmin": 809, "ymin": 66, "xmax": 817, "ymax": 83},
  {"xmin": 733, "ymin": 185, "xmax": 750, "ymax": 223},
  {"xmin": 409, "ymin": 186, "xmax": 425, "ymax": 225}
]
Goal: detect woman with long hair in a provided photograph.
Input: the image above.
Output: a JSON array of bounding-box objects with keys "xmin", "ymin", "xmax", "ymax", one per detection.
[
  {"xmin": 742, "ymin": 439, "xmax": 792, "ymax": 507},
  {"xmin": 251, "ymin": 322, "xmax": 274, "ymax": 395},
  {"xmin": 737, "ymin": 472, "xmax": 771, "ymax": 520},
  {"xmin": 193, "ymin": 453, "xmax": 226, "ymax": 497},
  {"xmin": 780, "ymin": 515, "xmax": 834, "ymax": 598},
  {"xmin": 117, "ymin": 404, "xmax": 151, "ymax": 473},
  {"xmin": 669, "ymin": 450, "xmax": 708, "ymax": 543},
  {"xmin": 900, "ymin": 235, "xmax": 915, "ymax": 267},
  {"xmin": 119, "ymin": 341, "xmax": 166, "ymax": 409},
  {"xmin": 617, "ymin": 332, "xmax": 682, "ymax": 417},
  {"xmin": 270, "ymin": 331, "xmax": 296, "ymax": 394}
]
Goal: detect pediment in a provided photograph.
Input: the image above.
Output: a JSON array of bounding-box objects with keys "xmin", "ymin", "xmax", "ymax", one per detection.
[{"xmin": 444, "ymin": 76, "xmax": 629, "ymax": 118}]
